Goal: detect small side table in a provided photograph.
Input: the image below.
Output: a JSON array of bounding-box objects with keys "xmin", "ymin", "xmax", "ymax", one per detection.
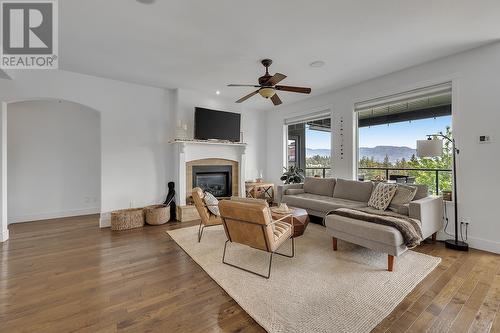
[
  {"xmin": 271, "ymin": 207, "xmax": 309, "ymax": 237},
  {"xmin": 245, "ymin": 182, "xmax": 275, "ymax": 203}
]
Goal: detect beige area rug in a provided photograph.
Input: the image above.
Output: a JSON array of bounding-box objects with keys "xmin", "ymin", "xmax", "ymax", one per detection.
[{"xmin": 167, "ymin": 224, "xmax": 440, "ymax": 333}]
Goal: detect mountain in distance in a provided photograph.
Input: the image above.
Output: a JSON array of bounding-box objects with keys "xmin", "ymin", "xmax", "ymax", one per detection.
[
  {"xmin": 306, "ymin": 148, "xmax": 331, "ymax": 157},
  {"xmin": 307, "ymin": 146, "xmax": 416, "ymax": 163},
  {"xmin": 360, "ymin": 146, "xmax": 416, "ymax": 163}
]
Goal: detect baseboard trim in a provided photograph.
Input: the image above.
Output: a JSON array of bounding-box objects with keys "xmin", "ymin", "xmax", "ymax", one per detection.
[
  {"xmin": 437, "ymin": 231, "xmax": 500, "ymax": 254},
  {"xmin": 8, "ymin": 208, "xmax": 101, "ymax": 224},
  {"xmin": 462, "ymin": 236, "xmax": 500, "ymax": 254},
  {"xmin": 1, "ymin": 229, "xmax": 9, "ymax": 242},
  {"xmin": 99, "ymin": 212, "xmax": 111, "ymax": 228}
]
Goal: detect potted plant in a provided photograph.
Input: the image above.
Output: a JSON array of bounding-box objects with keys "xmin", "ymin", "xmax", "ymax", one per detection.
[{"xmin": 280, "ymin": 166, "xmax": 304, "ymax": 184}]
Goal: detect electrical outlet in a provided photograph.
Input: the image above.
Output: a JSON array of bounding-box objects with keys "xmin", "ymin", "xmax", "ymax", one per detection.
[
  {"xmin": 478, "ymin": 135, "xmax": 492, "ymax": 144},
  {"xmin": 461, "ymin": 217, "xmax": 471, "ymax": 225}
]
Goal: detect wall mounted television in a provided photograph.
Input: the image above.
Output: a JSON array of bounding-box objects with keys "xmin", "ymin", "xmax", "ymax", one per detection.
[{"xmin": 194, "ymin": 107, "xmax": 241, "ymax": 142}]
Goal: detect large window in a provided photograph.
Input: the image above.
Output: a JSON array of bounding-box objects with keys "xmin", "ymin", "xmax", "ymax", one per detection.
[
  {"xmin": 356, "ymin": 84, "xmax": 453, "ymax": 194},
  {"xmin": 287, "ymin": 116, "xmax": 332, "ymax": 178}
]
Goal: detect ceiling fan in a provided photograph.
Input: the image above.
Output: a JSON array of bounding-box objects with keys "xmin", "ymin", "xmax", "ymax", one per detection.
[{"xmin": 228, "ymin": 59, "xmax": 311, "ymax": 106}]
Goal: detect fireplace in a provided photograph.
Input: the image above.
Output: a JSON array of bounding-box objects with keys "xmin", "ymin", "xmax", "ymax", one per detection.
[
  {"xmin": 192, "ymin": 165, "xmax": 232, "ymax": 198},
  {"xmin": 184, "ymin": 157, "xmax": 241, "ymax": 204}
]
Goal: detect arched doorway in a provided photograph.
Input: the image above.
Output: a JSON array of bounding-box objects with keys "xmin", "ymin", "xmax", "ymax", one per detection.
[{"xmin": 2, "ymin": 99, "xmax": 101, "ymax": 237}]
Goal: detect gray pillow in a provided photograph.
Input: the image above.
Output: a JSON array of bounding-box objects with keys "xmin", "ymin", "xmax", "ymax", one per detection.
[
  {"xmin": 333, "ymin": 179, "xmax": 373, "ymax": 202},
  {"xmin": 303, "ymin": 177, "xmax": 336, "ymax": 197},
  {"xmin": 394, "ymin": 203, "xmax": 410, "ymax": 216},
  {"xmin": 203, "ymin": 192, "xmax": 220, "ymax": 216},
  {"xmin": 388, "ymin": 184, "xmax": 417, "ymax": 213},
  {"xmin": 368, "ymin": 183, "xmax": 398, "ymax": 210},
  {"xmin": 412, "ymin": 184, "xmax": 429, "ymax": 200}
]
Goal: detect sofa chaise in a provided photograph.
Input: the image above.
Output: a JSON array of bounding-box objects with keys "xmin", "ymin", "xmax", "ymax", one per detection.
[{"xmin": 276, "ymin": 178, "xmax": 443, "ymax": 271}]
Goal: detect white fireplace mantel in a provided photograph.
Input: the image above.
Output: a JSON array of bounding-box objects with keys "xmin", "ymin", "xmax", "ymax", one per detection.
[{"xmin": 170, "ymin": 139, "xmax": 247, "ymax": 205}]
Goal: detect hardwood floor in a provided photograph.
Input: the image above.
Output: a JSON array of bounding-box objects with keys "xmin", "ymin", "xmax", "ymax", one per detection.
[{"xmin": 1, "ymin": 215, "xmax": 499, "ymax": 332}]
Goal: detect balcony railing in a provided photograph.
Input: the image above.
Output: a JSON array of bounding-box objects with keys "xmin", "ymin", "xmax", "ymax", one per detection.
[
  {"xmin": 358, "ymin": 167, "xmax": 452, "ymax": 195},
  {"xmin": 305, "ymin": 166, "xmax": 452, "ymax": 195},
  {"xmin": 305, "ymin": 167, "xmax": 331, "ymax": 178}
]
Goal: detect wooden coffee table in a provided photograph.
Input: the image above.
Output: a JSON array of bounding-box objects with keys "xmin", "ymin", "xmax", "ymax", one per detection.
[{"xmin": 271, "ymin": 207, "xmax": 309, "ymax": 238}]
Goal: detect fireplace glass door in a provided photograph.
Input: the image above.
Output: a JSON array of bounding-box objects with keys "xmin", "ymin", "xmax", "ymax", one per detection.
[{"xmin": 192, "ymin": 165, "xmax": 232, "ymax": 198}]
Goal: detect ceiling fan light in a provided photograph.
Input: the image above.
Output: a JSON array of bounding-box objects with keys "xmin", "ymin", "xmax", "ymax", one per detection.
[{"xmin": 259, "ymin": 87, "xmax": 275, "ymax": 99}]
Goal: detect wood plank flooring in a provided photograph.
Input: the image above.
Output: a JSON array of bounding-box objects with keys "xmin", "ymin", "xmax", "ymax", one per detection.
[{"xmin": 1, "ymin": 215, "xmax": 499, "ymax": 332}]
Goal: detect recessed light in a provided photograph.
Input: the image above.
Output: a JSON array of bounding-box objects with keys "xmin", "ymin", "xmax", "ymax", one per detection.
[
  {"xmin": 309, "ymin": 60, "xmax": 325, "ymax": 68},
  {"xmin": 216, "ymin": 90, "xmax": 220, "ymax": 95}
]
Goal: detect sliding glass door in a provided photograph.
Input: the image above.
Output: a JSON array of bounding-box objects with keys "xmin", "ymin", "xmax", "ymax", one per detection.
[
  {"xmin": 286, "ymin": 116, "xmax": 332, "ymax": 178},
  {"xmin": 355, "ymin": 83, "xmax": 452, "ymax": 194}
]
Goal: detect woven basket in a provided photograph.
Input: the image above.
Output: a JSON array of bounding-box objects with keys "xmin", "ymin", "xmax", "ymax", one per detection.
[
  {"xmin": 144, "ymin": 204, "xmax": 170, "ymax": 225},
  {"xmin": 111, "ymin": 208, "xmax": 145, "ymax": 231}
]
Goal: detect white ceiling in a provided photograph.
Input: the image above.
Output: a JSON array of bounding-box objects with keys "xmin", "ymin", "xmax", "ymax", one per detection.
[{"xmin": 59, "ymin": 0, "xmax": 500, "ymax": 110}]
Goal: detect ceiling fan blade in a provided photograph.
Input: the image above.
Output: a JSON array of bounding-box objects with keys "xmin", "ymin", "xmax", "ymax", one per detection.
[
  {"xmin": 264, "ymin": 73, "xmax": 287, "ymax": 86},
  {"xmin": 228, "ymin": 84, "xmax": 262, "ymax": 87},
  {"xmin": 271, "ymin": 93, "xmax": 282, "ymax": 106},
  {"xmin": 275, "ymin": 85, "xmax": 311, "ymax": 94},
  {"xmin": 236, "ymin": 90, "xmax": 259, "ymax": 103}
]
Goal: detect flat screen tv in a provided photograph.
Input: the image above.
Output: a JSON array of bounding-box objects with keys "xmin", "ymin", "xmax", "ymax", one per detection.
[{"xmin": 194, "ymin": 107, "xmax": 241, "ymax": 142}]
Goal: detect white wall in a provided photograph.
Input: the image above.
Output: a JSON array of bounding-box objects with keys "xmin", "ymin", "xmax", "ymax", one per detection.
[
  {"xmin": 0, "ymin": 71, "xmax": 267, "ymax": 237},
  {"xmin": 266, "ymin": 42, "xmax": 500, "ymax": 253},
  {"xmin": 175, "ymin": 88, "xmax": 267, "ymax": 181},
  {"xmin": 0, "ymin": 70, "xmax": 175, "ymax": 229},
  {"xmin": 7, "ymin": 100, "xmax": 101, "ymax": 223}
]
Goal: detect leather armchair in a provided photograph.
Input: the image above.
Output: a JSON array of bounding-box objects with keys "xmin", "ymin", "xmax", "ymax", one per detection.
[
  {"xmin": 192, "ymin": 187, "xmax": 223, "ymax": 242},
  {"xmin": 218, "ymin": 200, "xmax": 294, "ymax": 278}
]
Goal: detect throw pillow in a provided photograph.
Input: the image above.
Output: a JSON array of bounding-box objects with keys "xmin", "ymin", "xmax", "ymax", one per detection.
[
  {"xmin": 388, "ymin": 184, "xmax": 418, "ymax": 214},
  {"xmin": 394, "ymin": 203, "xmax": 410, "ymax": 216},
  {"xmin": 203, "ymin": 191, "xmax": 220, "ymax": 216},
  {"xmin": 368, "ymin": 183, "xmax": 398, "ymax": 210}
]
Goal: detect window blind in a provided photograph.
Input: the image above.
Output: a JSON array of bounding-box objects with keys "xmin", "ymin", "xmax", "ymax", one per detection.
[
  {"xmin": 284, "ymin": 110, "xmax": 331, "ymax": 126},
  {"xmin": 354, "ymin": 82, "xmax": 452, "ymax": 113}
]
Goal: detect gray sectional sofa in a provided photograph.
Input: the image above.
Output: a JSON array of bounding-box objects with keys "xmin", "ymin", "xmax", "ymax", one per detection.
[{"xmin": 276, "ymin": 178, "xmax": 444, "ymax": 271}]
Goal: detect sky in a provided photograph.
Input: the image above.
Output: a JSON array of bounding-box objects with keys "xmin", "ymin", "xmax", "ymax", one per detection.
[
  {"xmin": 305, "ymin": 127, "xmax": 331, "ymax": 150},
  {"xmin": 304, "ymin": 115, "xmax": 451, "ymax": 149},
  {"xmin": 359, "ymin": 116, "xmax": 451, "ymax": 148}
]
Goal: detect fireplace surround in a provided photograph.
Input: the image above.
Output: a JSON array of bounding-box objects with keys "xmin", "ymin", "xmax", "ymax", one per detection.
[
  {"xmin": 170, "ymin": 140, "xmax": 247, "ymax": 206},
  {"xmin": 185, "ymin": 158, "xmax": 240, "ymax": 203}
]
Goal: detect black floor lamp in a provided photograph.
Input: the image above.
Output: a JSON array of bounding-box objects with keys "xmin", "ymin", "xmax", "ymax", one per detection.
[{"xmin": 417, "ymin": 135, "xmax": 469, "ymax": 251}]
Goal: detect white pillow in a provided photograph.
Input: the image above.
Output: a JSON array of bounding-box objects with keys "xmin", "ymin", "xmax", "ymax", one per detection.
[
  {"xmin": 203, "ymin": 192, "xmax": 220, "ymax": 216},
  {"xmin": 368, "ymin": 183, "xmax": 398, "ymax": 211}
]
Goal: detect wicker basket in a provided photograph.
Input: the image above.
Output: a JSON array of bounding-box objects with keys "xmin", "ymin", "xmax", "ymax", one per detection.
[
  {"xmin": 144, "ymin": 204, "xmax": 170, "ymax": 225},
  {"xmin": 111, "ymin": 208, "xmax": 145, "ymax": 231}
]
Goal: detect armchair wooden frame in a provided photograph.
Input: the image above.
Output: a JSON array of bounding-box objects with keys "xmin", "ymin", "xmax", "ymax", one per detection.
[{"xmin": 221, "ymin": 214, "xmax": 294, "ymax": 279}]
